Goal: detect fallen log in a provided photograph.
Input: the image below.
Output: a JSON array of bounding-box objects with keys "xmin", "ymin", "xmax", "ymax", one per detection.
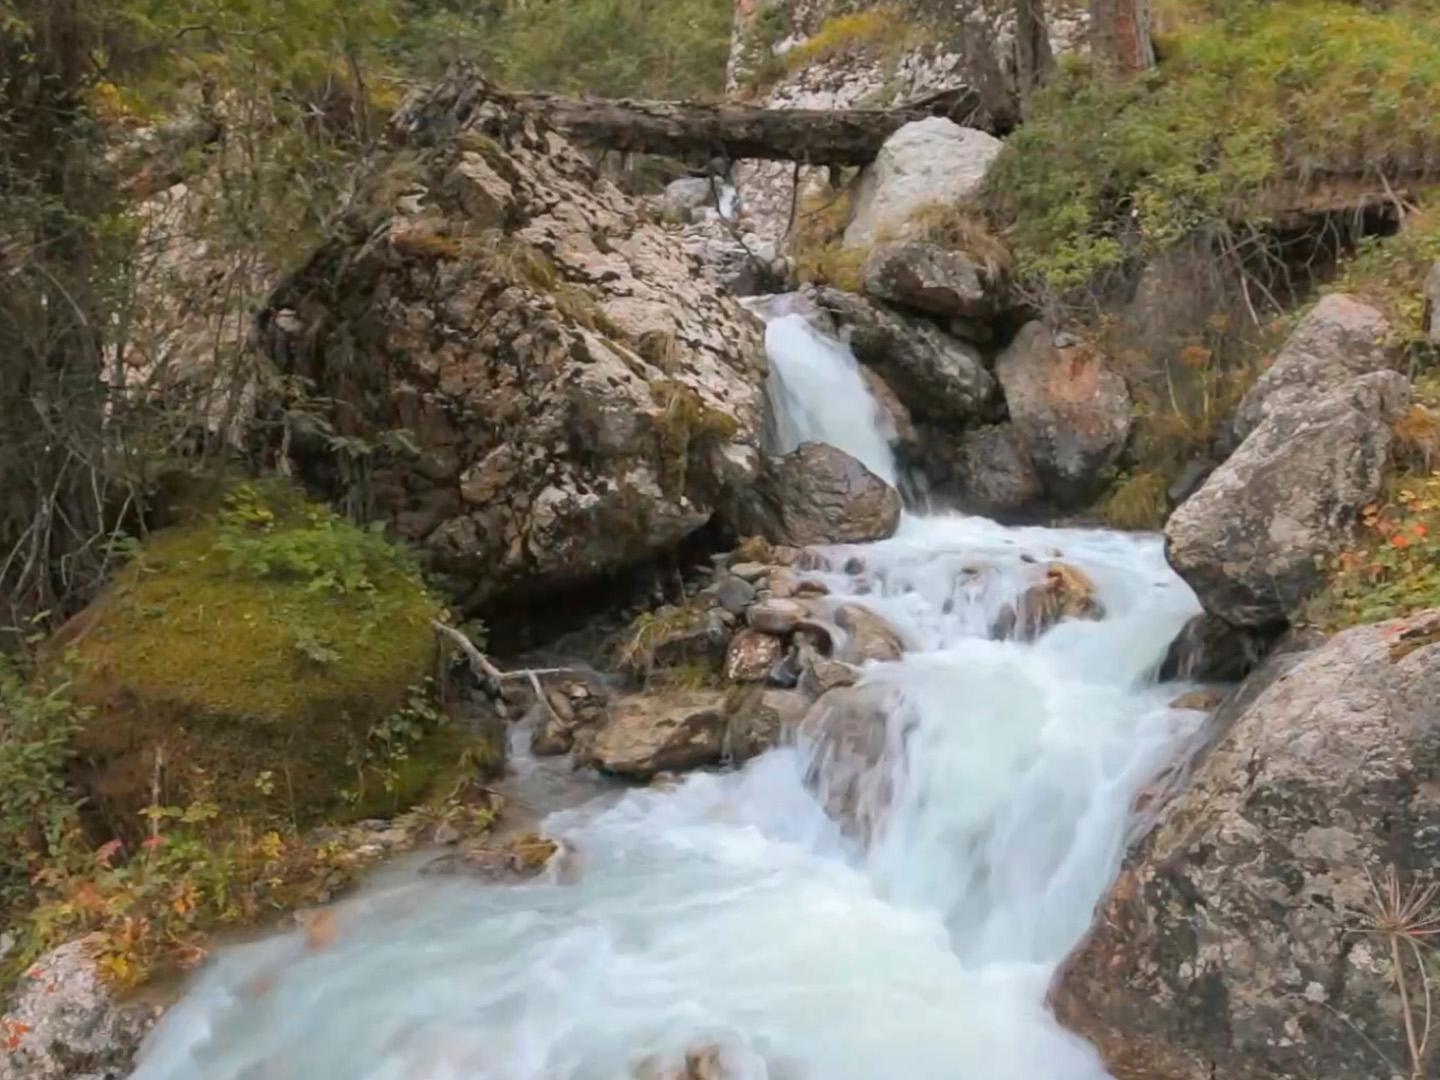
[
  {"xmin": 509, "ymin": 86, "xmax": 1000, "ymax": 165},
  {"xmin": 396, "ymin": 74, "xmax": 1000, "ymax": 165}
]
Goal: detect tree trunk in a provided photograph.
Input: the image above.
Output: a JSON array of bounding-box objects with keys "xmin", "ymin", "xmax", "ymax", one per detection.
[
  {"xmin": 1089, "ymin": 0, "xmax": 1155, "ymax": 77},
  {"xmin": 1015, "ymin": 0, "xmax": 1055, "ymax": 114}
]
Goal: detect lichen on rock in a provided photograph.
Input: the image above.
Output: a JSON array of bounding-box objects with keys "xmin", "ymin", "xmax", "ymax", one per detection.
[{"xmin": 257, "ymin": 76, "xmax": 768, "ymax": 613}]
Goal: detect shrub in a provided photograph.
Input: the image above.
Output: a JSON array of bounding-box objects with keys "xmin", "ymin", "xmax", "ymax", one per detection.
[
  {"xmin": 790, "ymin": 184, "xmax": 866, "ymax": 291},
  {"xmin": 397, "ymin": 0, "xmax": 735, "ymax": 99},
  {"xmin": 0, "ymin": 663, "xmax": 85, "ymax": 916},
  {"xmin": 986, "ymin": 1, "xmax": 1440, "ymax": 301},
  {"xmin": 783, "ymin": 8, "xmax": 913, "ymax": 71},
  {"xmin": 1308, "ymin": 374, "xmax": 1440, "ymax": 630}
]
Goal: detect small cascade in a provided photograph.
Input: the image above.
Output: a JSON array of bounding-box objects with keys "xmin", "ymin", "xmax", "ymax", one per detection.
[
  {"xmin": 756, "ymin": 299, "xmax": 898, "ymax": 485},
  {"xmin": 131, "ymin": 297, "xmax": 1207, "ymax": 1080}
]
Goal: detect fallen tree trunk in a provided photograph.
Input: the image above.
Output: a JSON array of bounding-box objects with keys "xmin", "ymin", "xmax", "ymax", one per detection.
[{"xmin": 506, "ymin": 87, "xmax": 999, "ymax": 165}]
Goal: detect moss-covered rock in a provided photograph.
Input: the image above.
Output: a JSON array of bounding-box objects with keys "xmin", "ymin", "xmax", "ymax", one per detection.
[{"xmin": 56, "ymin": 482, "xmax": 447, "ymax": 837}]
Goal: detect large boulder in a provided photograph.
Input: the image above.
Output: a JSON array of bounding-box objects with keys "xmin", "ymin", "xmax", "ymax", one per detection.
[
  {"xmin": 1232, "ymin": 294, "xmax": 1395, "ymax": 442},
  {"xmin": 0, "ymin": 937, "xmax": 151, "ymax": 1080},
  {"xmin": 995, "ymin": 323, "xmax": 1132, "ymax": 504},
  {"xmin": 589, "ymin": 691, "xmax": 729, "ymax": 778},
  {"xmin": 731, "ymin": 442, "xmax": 901, "ymax": 547},
  {"xmin": 57, "ymin": 482, "xmax": 447, "ymax": 837},
  {"xmin": 810, "ymin": 286, "xmax": 997, "ymax": 425},
  {"xmin": 1053, "ymin": 610, "xmax": 1440, "ymax": 1080},
  {"xmin": 257, "ymin": 78, "xmax": 766, "ymax": 611},
  {"xmin": 861, "ymin": 242, "xmax": 995, "ymax": 319},
  {"xmin": 950, "ymin": 423, "xmax": 1043, "ymax": 518},
  {"xmin": 1166, "ymin": 371, "xmax": 1409, "ymax": 629},
  {"xmin": 843, "ymin": 118, "xmax": 1002, "ymax": 248}
]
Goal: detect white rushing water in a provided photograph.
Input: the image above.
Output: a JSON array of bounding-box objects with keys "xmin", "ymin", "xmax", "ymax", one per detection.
[{"xmin": 132, "ymin": 304, "xmax": 1205, "ymax": 1080}]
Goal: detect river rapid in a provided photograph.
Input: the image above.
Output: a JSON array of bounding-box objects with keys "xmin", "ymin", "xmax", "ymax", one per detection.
[{"xmin": 131, "ymin": 304, "xmax": 1205, "ymax": 1080}]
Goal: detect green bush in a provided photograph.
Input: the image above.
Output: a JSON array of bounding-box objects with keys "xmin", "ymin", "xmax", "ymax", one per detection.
[
  {"xmin": 0, "ymin": 663, "xmax": 84, "ymax": 914},
  {"xmin": 396, "ymin": 0, "xmax": 735, "ymax": 99},
  {"xmin": 987, "ymin": 0, "xmax": 1440, "ymax": 299}
]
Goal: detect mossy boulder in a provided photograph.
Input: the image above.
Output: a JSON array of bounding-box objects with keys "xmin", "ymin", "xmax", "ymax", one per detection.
[{"xmin": 56, "ymin": 482, "xmax": 448, "ymax": 837}]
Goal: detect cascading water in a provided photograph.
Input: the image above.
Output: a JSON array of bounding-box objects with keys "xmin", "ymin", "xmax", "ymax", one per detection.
[{"xmin": 131, "ymin": 303, "xmax": 1205, "ymax": 1080}]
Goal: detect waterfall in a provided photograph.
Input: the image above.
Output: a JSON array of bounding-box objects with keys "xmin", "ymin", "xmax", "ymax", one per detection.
[
  {"xmin": 757, "ymin": 302, "xmax": 897, "ymax": 485},
  {"xmin": 131, "ymin": 301, "xmax": 1205, "ymax": 1080}
]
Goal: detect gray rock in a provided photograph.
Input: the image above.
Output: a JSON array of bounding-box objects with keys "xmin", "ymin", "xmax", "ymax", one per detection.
[
  {"xmin": 844, "ymin": 119, "xmax": 1003, "ymax": 248},
  {"xmin": 862, "ymin": 242, "xmax": 994, "ymax": 319},
  {"xmin": 747, "ymin": 598, "xmax": 808, "ymax": 635},
  {"xmin": 728, "ymin": 562, "xmax": 769, "ymax": 582},
  {"xmin": 834, "ymin": 603, "xmax": 906, "ymax": 664},
  {"xmin": 714, "ymin": 573, "xmax": 756, "ymax": 615},
  {"xmin": 810, "ymin": 286, "xmax": 997, "ymax": 425},
  {"xmin": 725, "ymin": 686, "xmax": 811, "ymax": 761},
  {"xmin": 858, "ymin": 365, "xmax": 917, "ymax": 449},
  {"xmin": 0, "ymin": 938, "xmax": 150, "ymax": 1080},
  {"xmin": 1159, "ymin": 612, "xmax": 1272, "ymax": 683},
  {"xmin": 1054, "ymin": 610, "xmax": 1440, "ymax": 1080},
  {"xmin": 1233, "ymin": 293, "xmax": 1395, "ymax": 441},
  {"xmin": 724, "ymin": 628, "xmax": 785, "ymax": 681},
  {"xmin": 589, "ymin": 692, "xmax": 728, "ymax": 778},
  {"xmin": 261, "ymin": 79, "xmax": 767, "ymax": 611},
  {"xmin": 1166, "ymin": 370, "xmax": 1409, "ymax": 628},
  {"xmin": 732, "ymin": 442, "xmax": 901, "ymax": 547},
  {"xmin": 952, "ymin": 424, "xmax": 1043, "ymax": 518},
  {"xmin": 658, "ymin": 177, "xmax": 715, "ymax": 224},
  {"xmin": 995, "ymin": 323, "xmax": 1131, "ymax": 504}
]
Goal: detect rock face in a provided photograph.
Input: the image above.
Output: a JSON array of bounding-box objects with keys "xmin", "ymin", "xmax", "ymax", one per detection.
[
  {"xmin": 258, "ymin": 78, "xmax": 766, "ymax": 610},
  {"xmin": 590, "ymin": 692, "xmax": 729, "ymax": 778},
  {"xmin": 732, "ymin": 441, "xmax": 901, "ymax": 547},
  {"xmin": 810, "ymin": 286, "xmax": 996, "ymax": 424},
  {"xmin": 843, "ymin": 119, "xmax": 1003, "ymax": 248},
  {"xmin": 0, "ymin": 938, "xmax": 150, "ymax": 1080},
  {"xmin": 1054, "ymin": 610, "xmax": 1440, "ymax": 1080},
  {"xmin": 1166, "ymin": 370, "xmax": 1409, "ymax": 628},
  {"xmin": 1232, "ymin": 294, "xmax": 1395, "ymax": 441},
  {"xmin": 861, "ymin": 241, "xmax": 994, "ymax": 318},
  {"xmin": 995, "ymin": 323, "xmax": 1132, "ymax": 504}
]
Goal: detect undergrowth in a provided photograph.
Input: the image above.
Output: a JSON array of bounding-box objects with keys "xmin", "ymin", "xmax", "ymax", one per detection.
[
  {"xmin": 987, "ymin": 0, "xmax": 1440, "ymax": 301},
  {"xmin": 790, "ymin": 184, "xmax": 864, "ymax": 291},
  {"xmin": 1308, "ymin": 371, "xmax": 1440, "ymax": 630}
]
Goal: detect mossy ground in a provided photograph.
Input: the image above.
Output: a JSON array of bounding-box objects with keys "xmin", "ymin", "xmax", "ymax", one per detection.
[{"xmin": 60, "ymin": 481, "xmax": 446, "ymax": 832}]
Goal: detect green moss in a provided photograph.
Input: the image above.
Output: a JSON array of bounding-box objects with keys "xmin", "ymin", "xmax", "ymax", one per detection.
[
  {"xmin": 785, "ymin": 8, "xmax": 915, "ymax": 71},
  {"xmin": 987, "ymin": 0, "xmax": 1440, "ymax": 298},
  {"xmin": 60, "ymin": 481, "xmax": 445, "ymax": 834}
]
